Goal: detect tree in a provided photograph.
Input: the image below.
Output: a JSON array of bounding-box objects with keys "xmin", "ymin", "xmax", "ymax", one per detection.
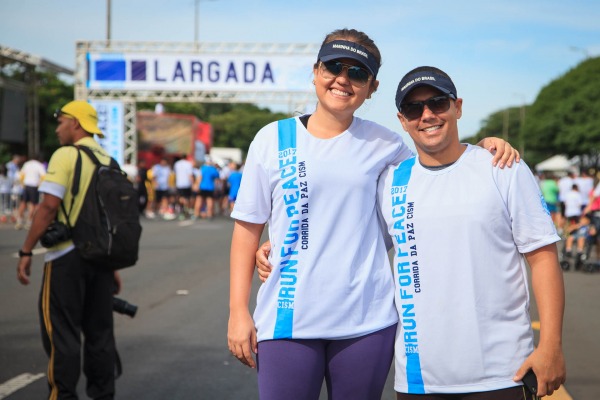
[
  {"xmin": 0, "ymin": 68, "xmax": 73, "ymax": 163},
  {"xmin": 36, "ymin": 71, "xmax": 74, "ymax": 155},
  {"xmin": 464, "ymin": 56, "xmax": 600, "ymax": 168},
  {"xmin": 524, "ymin": 57, "xmax": 600, "ymax": 165},
  {"xmin": 464, "ymin": 107, "xmax": 525, "ymax": 147},
  {"xmin": 208, "ymin": 104, "xmax": 288, "ymax": 155}
]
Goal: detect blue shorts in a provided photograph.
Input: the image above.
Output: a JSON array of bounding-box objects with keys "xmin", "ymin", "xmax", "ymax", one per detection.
[{"xmin": 572, "ymin": 225, "xmax": 590, "ymax": 240}]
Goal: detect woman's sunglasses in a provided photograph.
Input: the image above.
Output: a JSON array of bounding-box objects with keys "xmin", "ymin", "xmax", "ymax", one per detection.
[
  {"xmin": 319, "ymin": 61, "xmax": 372, "ymax": 88},
  {"xmin": 400, "ymin": 95, "xmax": 454, "ymax": 120}
]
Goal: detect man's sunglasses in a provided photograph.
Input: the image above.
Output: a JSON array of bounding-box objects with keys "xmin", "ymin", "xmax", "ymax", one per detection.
[
  {"xmin": 319, "ymin": 61, "xmax": 372, "ymax": 87},
  {"xmin": 53, "ymin": 110, "xmax": 75, "ymax": 119},
  {"xmin": 400, "ymin": 95, "xmax": 454, "ymax": 120}
]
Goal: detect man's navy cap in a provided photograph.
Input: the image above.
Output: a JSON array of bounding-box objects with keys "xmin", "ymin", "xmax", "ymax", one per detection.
[
  {"xmin": 318, "ymin": 40, "xmax": 379, "ymax": 78},
  {"xmin": 395, "ymin": 67, "xmax": 457, "ymax": 111}
]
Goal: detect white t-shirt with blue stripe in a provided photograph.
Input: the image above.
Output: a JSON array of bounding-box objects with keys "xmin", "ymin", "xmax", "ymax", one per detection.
[
  {"xmin": 377, "ymin": 144, "xmax": 560, "ymax": 394},
  {"xmin": 232, "ymin": 116, "xmax": 412, "ymax": 342}
]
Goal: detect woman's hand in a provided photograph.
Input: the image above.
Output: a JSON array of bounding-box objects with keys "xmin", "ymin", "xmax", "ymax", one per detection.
[
  {"xmin": 478, "ymin": 137, "xmax": 521, "ymax": 168},
  {"xmin": 227, "ymin": 310, "xmax": 258, "ymax": 368}
]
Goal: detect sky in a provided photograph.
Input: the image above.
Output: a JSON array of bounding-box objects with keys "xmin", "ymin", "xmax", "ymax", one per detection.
[{"xmin": 2, "ymin": 0, "xmax": 599, "ymax": 149}]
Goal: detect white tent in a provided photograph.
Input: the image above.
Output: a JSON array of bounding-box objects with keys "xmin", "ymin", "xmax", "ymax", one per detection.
[{"xmin": 535, "ymin": 155, "xmax": 572, "ymax": 172}]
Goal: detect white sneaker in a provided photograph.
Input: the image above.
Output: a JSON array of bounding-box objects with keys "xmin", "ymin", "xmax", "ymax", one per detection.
[
  {"xmin": 144, "ymin": 211, "xmax": 156, "ymax": 219},
  {"xmin": 163, "ymin": 212, "xmax": 176, "ymax": 221}
]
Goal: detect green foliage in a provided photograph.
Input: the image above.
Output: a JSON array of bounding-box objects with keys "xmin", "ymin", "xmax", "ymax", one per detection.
[
  {"xmin": 0, "ymin": 68, "xmax": 73, "ymax": 162},
  {"xmin": 464, "ymin": 57, "xmax": 600, "ymax": 167},
  {"xmin": 464, "ymin": 107, "xmax": 525, "ymax": 145},
  {"xmin": 136, "ymin": 101, "xmax": 233, "ymax": 119},
  {"xmin": 36, "ymin": 71, "xmax": 74, "ymax": 156},
  {"xmin": 525, "ymin": 57, "xmax": 600, "ymax": 161},
  {"xmin": 208, "ymin": 104, "xmax": 289, "ymax": 155}
]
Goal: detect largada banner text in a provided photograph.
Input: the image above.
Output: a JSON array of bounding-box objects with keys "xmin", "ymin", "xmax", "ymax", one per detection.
[{"xmin": 87, "ymin": 53, "xmax": 315, "ymax": 91}]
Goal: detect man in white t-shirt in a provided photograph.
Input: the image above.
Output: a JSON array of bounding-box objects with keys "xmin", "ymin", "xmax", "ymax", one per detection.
[
  {"xmin": 557, "ymin": 172, "xmax": 575, "ymax": 227},
  {"xmin": 16, "ymin": 154, "xmax": 46, "ymax": 229},
  {"xmin": 575, "ymin": 170, "xmax": 594, "ymax": 208},
  {"xmin": 173, "ymin": 154, "xmax": 194, "ymax": 218},
  {"xmin": 378, "ymin": 66, "xmax": 566, "ymax": 399}
]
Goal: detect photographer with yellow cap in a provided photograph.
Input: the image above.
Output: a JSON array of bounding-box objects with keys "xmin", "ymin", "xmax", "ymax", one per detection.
[{"xmin": 17, "ymin": 100, "xmax": 121, "ymax": 399}]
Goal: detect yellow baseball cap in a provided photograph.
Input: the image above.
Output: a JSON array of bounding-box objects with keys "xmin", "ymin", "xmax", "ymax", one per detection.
[{"xmin": 59, "ymin": 101, "xmax": 104, "ymax": 137}]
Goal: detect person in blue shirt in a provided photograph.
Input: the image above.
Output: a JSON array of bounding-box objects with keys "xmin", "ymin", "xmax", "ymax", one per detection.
[
  {"xmin": 193, "ymin": 157, "xmax": 220, "ymax": 219},
  {"xmin": 226, "ymin": 162, "xmax": 243, "ymax": 214}
]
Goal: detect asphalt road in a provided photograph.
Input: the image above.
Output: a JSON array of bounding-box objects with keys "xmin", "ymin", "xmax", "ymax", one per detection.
[{"xmin": 0, "ymin": 216, "xmax": 598, "ymax": 399}]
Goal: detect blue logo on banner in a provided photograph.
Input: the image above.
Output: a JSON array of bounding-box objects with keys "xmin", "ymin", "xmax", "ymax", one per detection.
[
  {"xmin": 131, "ymin": 61, "xmax": 147, "ymax": 81},
  {"xmin": 95, "ymin": 60, "xmax": 126, "ymax": 81}
]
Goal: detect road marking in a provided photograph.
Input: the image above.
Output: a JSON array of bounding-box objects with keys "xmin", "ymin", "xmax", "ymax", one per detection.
[
  {"xmin": 531, "ymin": 320, "xmax": 572, "ymax": 400},
  {"xmin": 0, "ymin": 373, "xmax": 45, "ymax": 399},
  {"xmin": 547, "ymin": 385, "xmax": 573, "ymax": 399}
]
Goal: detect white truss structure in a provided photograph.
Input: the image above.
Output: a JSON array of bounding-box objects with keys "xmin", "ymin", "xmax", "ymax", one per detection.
[{"xmin": 75, "ymin": 41, "xmax": 319, "ymax": 162}]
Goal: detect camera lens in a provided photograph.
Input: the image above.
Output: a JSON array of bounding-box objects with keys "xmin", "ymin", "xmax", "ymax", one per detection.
[{"xmin": 113, "ymin": 297, "xmax": 138, "ymax": 318}]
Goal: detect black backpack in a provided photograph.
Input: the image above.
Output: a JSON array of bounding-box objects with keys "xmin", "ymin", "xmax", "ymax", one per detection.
[{"xmin": 62, "ymin": 145, "xmax": 142, "ymax": 270}]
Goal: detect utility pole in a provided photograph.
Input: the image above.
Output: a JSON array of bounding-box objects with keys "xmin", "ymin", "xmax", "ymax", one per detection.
[
  {"xmin": 502, "ymin": 108, "xmax": 509, "ymax": 141},
  {"xmin": 194, "ymin": 0, "xmax": 199, "ymax": 48},
  {"xmin": 194, "ymin": 0, "xmax": 217, "ymax": 50},
  {"xmin": 107, "ymin": 0, "xmax": 112, "ymax": 44},
  {"xmin": 514, "ymin": 93, "xmax": 527, "ymax": 156},
  {"xmin": 569, "ymin": 46, "xmax": 590, "ymax": 60}
]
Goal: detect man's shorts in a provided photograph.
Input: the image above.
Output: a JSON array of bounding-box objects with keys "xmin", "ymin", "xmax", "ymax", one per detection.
[
  {"xmin": 177, "ymin": 187, "xmax": 192, "ymax": 199},
  {"xmin": 155, "ymin": 189, "xmax": 168, "ymax": 202},
  {"xmin": 21, "ymin": 186, "xmax": 40, "ymax": 204},
  {"xmin": 199, "ymin": 190, "xmax": 214, "ymax": 199}
]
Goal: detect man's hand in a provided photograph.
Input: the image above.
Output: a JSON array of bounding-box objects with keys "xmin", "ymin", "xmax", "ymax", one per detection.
[
  {"xmin": 113, "ymin": 271, "xmax": 122, "ymax": 294},
  {"xmin": 513, "ymin": 345, "xmax": 566, "ymax": 397},
  {"xmin": 256, "ymin": 241, "xmax": 272, "ymax": 282},
  {"xmin": 17, "ymin": 255, "xmax": 33, "ymax": 285},
  {"xmin": 16, "ymin": 192, "xmax": 60, "ymax": 286}
]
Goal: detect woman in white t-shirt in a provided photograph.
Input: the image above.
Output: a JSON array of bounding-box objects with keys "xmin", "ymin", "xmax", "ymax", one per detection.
[{"xmin": 227, "ymin": 28, "xmax": 519, "ymax": 400}]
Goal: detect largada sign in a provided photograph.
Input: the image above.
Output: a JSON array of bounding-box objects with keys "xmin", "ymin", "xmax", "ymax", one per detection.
[{"xmin": 87, "ymin": 53, "xmax": 315, "ymax": 91}]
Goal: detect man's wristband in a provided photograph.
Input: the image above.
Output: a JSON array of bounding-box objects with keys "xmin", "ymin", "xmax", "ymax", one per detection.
[{"xmin": 18, "ymin": 249, "xmax": 33, "ymax": 257}]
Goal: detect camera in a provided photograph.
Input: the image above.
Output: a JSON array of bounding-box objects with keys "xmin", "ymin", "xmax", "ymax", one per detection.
[
  {"xmin": 113, "ymin": 297, "xmax": 138, "ymax": 318},
  {"xmin": 40, "ymin": 221, "xmax": 72, "ymax": 248}
]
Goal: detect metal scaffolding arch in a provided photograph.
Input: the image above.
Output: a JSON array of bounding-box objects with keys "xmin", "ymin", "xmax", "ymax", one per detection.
[{"xmin": 74, "ymin": 41, "xmax": 319, "ymax": 162}]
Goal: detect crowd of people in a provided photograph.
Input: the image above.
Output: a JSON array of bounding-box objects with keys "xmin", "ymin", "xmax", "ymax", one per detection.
[
  {"xmin": 123, "ymin": 155, "xmax": 243, "ymax": 222},
  {"xmin": 1, "ymin": 153, "xmax": 47, "ymax": 229},
  {"xmin": 539, "ymin": 170, "xmax": 600, "ymax": 260},
  {"xmin": 2, "ymin": 151, "xmax": 244, "ymax": 229}
]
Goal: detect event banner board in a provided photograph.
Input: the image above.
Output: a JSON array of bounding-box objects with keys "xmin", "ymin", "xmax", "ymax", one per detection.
[
  {"xmin": 87, "ymin": 53, "xmax": 315, "ymax": 91},
  {"xmin": 90, "ymin": 100, "xmax": 125, "ymax": 165}
]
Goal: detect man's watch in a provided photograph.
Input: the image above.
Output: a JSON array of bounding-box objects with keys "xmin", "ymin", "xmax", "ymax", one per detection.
[{"xmin": 18, "ymin": 249, "xmax": 33, "ymax": 257}]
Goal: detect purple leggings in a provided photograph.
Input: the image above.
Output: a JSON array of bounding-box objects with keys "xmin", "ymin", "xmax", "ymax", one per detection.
[{"xmin": 257, "ymin": 323, "xmax": 396, "ymax": 400}]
